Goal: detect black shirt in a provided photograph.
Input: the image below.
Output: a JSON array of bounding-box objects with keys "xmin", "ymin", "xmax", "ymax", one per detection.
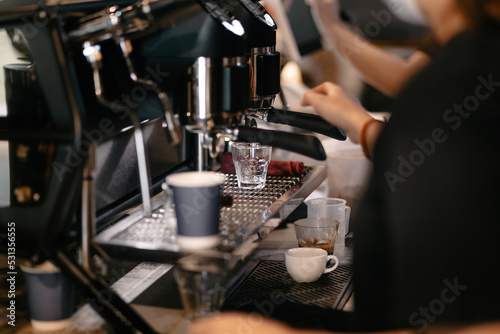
[{"xmin": 353, "ymin": 27, "xmax": 500, "ymax": 331}]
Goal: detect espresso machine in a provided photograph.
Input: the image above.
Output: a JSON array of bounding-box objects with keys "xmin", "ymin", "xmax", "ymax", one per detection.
[{"xmin": 0, "ymin": 0, "xmax": 346, "ymax": 332}]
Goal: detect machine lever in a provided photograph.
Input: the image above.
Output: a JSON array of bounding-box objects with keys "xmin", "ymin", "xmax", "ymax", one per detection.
[
  {"xmin": 236, "ymin": 126, "xmax": 327, "ymax": 161},
  {"xmin": 248, "ymin": 108, "xmax": 347, "ymax": 141},
  {"xmin": 267, "ymin": 108, "xmax": 347, "ymax": 140}
]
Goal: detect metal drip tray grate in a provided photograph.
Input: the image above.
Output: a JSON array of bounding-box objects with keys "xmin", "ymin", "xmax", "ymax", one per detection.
[
  {"xmin": 218, "ymin": 173, "xmax": 303, "ymax": 249},
  {"xmin": 225, "ymin": 260, "xmax": 353, "ymax": 310},
  {"xmin": 101, "ymin": 173, "xmax": 301, "ymax": 250},
  {"xmin": 94, "ymin": 166, "xmax": 326, "ymax": 261}
]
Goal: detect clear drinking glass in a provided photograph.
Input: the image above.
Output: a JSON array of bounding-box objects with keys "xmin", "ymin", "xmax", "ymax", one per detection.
[
  {"xmin": 231, "ymin": 142, "xmax": 272, "ymax": 189},
  {"xmin": 294, "ymin": 218, "xmax": 339, "ymax": 255},
  {"xmin": 174, "ymin": 257, "xmax": 227, "ymax": 321}
]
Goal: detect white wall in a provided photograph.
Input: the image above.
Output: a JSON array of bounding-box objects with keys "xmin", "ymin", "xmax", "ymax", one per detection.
[{"xmin": 0, "ymin": 29, "xmax": 25, "ymax": 207}]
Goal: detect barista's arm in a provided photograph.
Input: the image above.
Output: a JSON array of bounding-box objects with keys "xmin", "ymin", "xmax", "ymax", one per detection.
[
  {"xmin": 327, "ymin": 24, "xmax": 430, "ymax": 97},
  {"xmin": 300, "ymin": 82, "xmax": 383, "ymax": 160},
  {"xmin": 188, "ymin": 312, "xmax": 500, "ymax": 334},
  {"xmin": 308, "ymin": 0, "xmax": 430, "ymax": 97},
  {"xmin": 188, "ymin": 312, "xmax": 416, "ymax": 334}
]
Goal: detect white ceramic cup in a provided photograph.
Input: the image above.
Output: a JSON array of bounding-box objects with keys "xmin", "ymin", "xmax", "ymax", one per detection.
[{"xmin": 284, "ymin": 247, "xmax": 339, "ymax": 283}]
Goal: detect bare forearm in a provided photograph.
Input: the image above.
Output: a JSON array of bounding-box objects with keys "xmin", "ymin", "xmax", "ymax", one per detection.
[{"xmin": 325, "ymin": 23, "xmax": 429, "ymax": 97}]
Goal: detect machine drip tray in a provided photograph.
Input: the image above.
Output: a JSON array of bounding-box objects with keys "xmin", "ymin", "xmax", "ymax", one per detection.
[
  {"xmin": 131, "ymin": 260, "xmax": 352, "ymax": 312},
  {"xmin": 224, "ymin": 260, "xmax": 353, "ymax": 311},
  {"xmin": 130, "ymin": 259, "xmax": 354, "ymax": 332}
]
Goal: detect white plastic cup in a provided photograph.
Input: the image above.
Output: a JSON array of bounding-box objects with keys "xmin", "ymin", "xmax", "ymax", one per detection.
[
  {"xmin": 306, "ymin": 198, "xmax": 351, "ymax": 255},
  {"xmin": 326, "ymin": 147, "xmax": 372, "ymax": 217}
]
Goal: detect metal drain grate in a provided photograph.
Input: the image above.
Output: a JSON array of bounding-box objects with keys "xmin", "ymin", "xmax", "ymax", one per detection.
[
  {"xmin": 95, "ymin": 171, "xmax": 309, "ymax": 252},
  {"xmin": 94, "ymin": 165, "xmax": 327, "ymax": 262},
  {"xmin": 225, "ymin": 260, "xmax": 352, "ymax": 310}
]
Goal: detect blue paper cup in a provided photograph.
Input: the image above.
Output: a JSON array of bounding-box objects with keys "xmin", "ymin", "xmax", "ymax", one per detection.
[
  {"xmin": 166, "ymin": 171, "xmax": 226, "ymax": 251},
  {"xmin": 21, "ymin": 261, "xmax": 74, "ymax": 332}
]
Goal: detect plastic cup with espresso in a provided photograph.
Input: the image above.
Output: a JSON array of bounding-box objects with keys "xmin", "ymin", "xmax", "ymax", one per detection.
[
  {"xmin": 306, "ymin": 198, "xmax": 351, "ymax": 255},
  {"xmin": 294, "ymin": 218, "xmax": 339, "ymax": 255}
]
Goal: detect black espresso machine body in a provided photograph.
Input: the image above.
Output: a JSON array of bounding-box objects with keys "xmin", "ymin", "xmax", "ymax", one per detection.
[
  {"xmin": 0, "ymin": 1, "xmax": 345, "ymax": 332},
  {"xmin": 0, "ymin": 0, "xmax": 345, "ymax": 259},
  {"xmin": 0, "ymin": 0, "xmax": 250, "ymax": 259},
  {"xmin": 0, "ymin": 2, "xmax": 252, "ymax": 331}
]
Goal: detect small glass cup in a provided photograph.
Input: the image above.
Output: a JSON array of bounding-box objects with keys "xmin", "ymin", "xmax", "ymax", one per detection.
[
  {"xmin": 294, "ymin": 218, "xmax": 339, "ymax": 255},
  {"xmin": 231, "ymin": 142, "xmax": 272, "ymax": 190},
  {"xmin": 174, "ymin": 256, "xmax": 228, "ymax": 321}
]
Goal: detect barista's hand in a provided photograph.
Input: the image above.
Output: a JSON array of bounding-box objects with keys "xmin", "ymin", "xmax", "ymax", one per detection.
[
  {"xmin": 188, "ymin": 312, "xmax": 300, "ymax": 334},
  {"xmin": 300, "ymin": 82, "xmax": 372, "ymax": 143},
  {"xmin": 307, "ymin": 0, "xmax": 342, "ymax": 32}
]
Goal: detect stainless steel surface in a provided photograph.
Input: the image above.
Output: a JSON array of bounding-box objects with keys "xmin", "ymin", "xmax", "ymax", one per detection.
[
  {"xmin": 81, "ymin": 143, "xmax": 96, "ymax": 271},
  {"xmin": 196, "ymin": 133, "xmax": 206, "ymax": 171},
  {"xmin": 192, "ymin": 57, "xmax": 212, "ymax": 129},
  {"xmin": 83, "ymin": 39, "xmax": 154, "ymax": 217},
  {"xmin": 67, "ymin": 1, "xmax": 153, "ymax": 43},
  {"xmin": 130, "ymin": 116, "xmax": 153, "ymax": 217},
  {"xmin": 185, "ymin": 56, "xmax": 246, "ymax": 134},
  {"xmin": 94, "ymin": 165, "xmax": 326, "ymax": 261}
]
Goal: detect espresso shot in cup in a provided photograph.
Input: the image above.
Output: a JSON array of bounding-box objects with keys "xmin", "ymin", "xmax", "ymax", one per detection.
[
  {"xmin": 294, "ymin": 218, "xmax": 339, "ymax": 255},
  {"xmin": 306, "ymin": 198, "xmax": 351, "ymax": 255},
  {"xmin": 166, "ymin": 171, "xmax": 226, "ymax": 251}
]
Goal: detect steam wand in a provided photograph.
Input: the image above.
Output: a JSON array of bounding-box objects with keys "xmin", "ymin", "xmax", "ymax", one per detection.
[
  {"xmin": 119, "ymin": 37, "xmax": 182, "ymax": 145},
  {"xmin": 83, "ymin": 41, "xmax": 153, "ymax": 217}
]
